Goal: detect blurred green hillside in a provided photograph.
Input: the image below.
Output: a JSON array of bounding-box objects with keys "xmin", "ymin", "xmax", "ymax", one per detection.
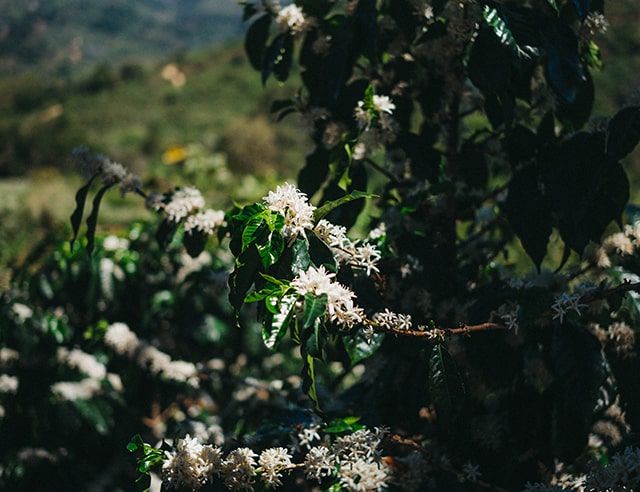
[
  {"xmin": 0, "ymin": 0, "xmax": 243, "ymax": 75},
  {"xmin": 0, "ymin": 1, "xmax": 639, "ymax": 287}
]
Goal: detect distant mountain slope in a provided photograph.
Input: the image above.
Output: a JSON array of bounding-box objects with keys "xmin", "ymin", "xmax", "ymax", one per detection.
[{"xmin": 0, "ymin": 0, "xmax": 244, "ymax": 75}]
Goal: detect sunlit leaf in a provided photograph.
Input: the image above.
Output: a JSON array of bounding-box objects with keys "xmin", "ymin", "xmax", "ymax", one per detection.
[
  {"xmin": 302, "ymin": 292, "xmax": 327, "ymax": 329},
  {"xmin": 263, "ymin": 294, "xmax": 297, "ymax": 351}
]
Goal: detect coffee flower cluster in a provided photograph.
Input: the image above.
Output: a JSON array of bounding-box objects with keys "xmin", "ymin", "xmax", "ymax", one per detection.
[
  {"xmin": 71, "ymin": 146, "xmax": 142, "ymax": 196},
  {"xmin": 160, "ymin": 426, "xmax": 392, "ymax": 492},
  {"xmin": 147, "ymin": 187, "xmax": 226, "ymax": 236}
]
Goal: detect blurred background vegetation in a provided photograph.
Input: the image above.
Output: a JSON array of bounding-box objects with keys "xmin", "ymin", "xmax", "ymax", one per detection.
[{"xmin": 0, "ymin": 0, "xmax": 639, "ymax": 287}]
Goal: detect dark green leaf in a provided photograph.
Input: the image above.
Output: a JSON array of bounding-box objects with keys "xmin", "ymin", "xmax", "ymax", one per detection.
[
  {"xmin": 607, "ymin": 106, "xmax": 640, "ymax": 162},
  {"xmin": 556, "ymin": 69, "xmax": 594, "ymax": 130},
  {"xmin": 241, "ymin": 2, "xmax": 258, "ymax": 22},
  {"xmin": 229, "ymin": 244, "xmax": 262, "ymax": 317},
  {"xmin": 262, "ymin": 32, "xmax": 294, "ymax": 85},
  {"xmin": 299, "ymin": 146, "xmax": 330, "ymax": 197},
  {"xmin": 551, "ymin": 322, "xmax": 612, "ymax": 461},
  {"xmin": 313, "ymin": 190, "xmax": 374, "ymax": 222},
  {"xmin": 69, "ymin": 174, "xmax": 97, "ymax": 249},
  {"xmin": 307, "ymin": 232, "xmax": 338, "ymax": 273},
  {"xmin": 183, "ymin": 230, "xmax": 207, "ymax": 258},
  {"xmin": 429, "ymin": 343, "xmax": 465, "ymax": 427},
  {"xmin": 156, "ymin": 219, "xmax": 178, "ymax": 249},
  {"xmin": 342, "ymin": 330, "xmax": 384, "ymax": 365},
  {"xmin": 85, "ymin": 184, "xmax": 114, "ymax": 255},
  {"xmin": 504, "ymin": 166, "xmax": 552, "ymax": 268},
  {"xmin": 245, "ymin": 13, "xmax": 271, "ymax": 71},
  {"xmin": 71, "ymin": 397, "xmax": 112, "ymax": 435}
]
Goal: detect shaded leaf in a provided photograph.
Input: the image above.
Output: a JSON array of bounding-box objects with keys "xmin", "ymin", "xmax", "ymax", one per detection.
[
  {"xmin": 183, "ymin": 230, "xmax": 207, "ymax": 258},
  {"xmin": 69, "ymin": 174, "xmax": 97, "ymax": 249},
  {"xmin": 262, "ymin": 32, "xmax": 294, "ymax": 85},
  {"xmin": 245, "ymin": 13, "xmax": 271, "ymax": 70},
  {"xmin": 228, "ymin": 244, "xmax": 262, "ymax": 318},
  {"xmin": 551, "ymin": 321, "xmax": 612, "ymax": 461},
  {"xmin": 429, "ymin": 343, "xmax": 465, "ymax": 427},
  {"xmin": 504, "ymin": 166, "xmax": 552, "ymax": 268},
  {"xmin": 156, "ymin": 219, "xmax": 178, "ymax": 249},
  {"xmin": 85, "ymin": 184, "xmax": 114, "ymax": 255},
  {"xmin": 607, "ymin": 106, "xmax": 640, "ymax": 162}
]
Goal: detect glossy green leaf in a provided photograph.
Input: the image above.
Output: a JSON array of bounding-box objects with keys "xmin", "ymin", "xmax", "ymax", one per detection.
[
  {"xmin": 313, "ymin": 190, "xmax": 374, "ymax": 222},
  {"xmin": 302, "ymin": 292, "xmax": 327, "ymax": 329},
  {"xmin": 429, "ymin": 343, "xmax": 465, "ymax": 427},
  {"xmin": 482, "ymin": 6, "xmax": 519, "ymax": 54},
  {"xmin": 262, "ymin": 294, "xmax": 297, "ymax": 351},
  {"xmin": 290, "ymin": 235, "xmax": 312, "ymax": 276},
  {"xmin": 343, "ymin": 330, "xmax": 384, "ymax": 365}
]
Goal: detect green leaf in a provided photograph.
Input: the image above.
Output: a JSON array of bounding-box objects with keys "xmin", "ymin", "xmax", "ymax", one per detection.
[
  {"xmin": 183, "ymin": 230, "xmax": 207, "ymax": 258},
  {"xmin": 607, "ymin": 106, "xmax": 640, "ymax": 162},
  {"xmin": 69, "ymin": 174, "xmax": 98, "ymax": 249},
  {"xmin": 241, "ymin": 2, "xmax": 259, "ymax": 22},
  {"xmin": 301, "ymin": 348, "xmax": 321, "ymax": 412},
  {"xmin": 245, "ymin": 13, "xmax": 271, "ymax": 70},
  {"xmin": 263, "ymin": 294, "xmax": 297, "ymax": 351},
  {"xmin": 324, "ymin": 416, "xmax": 365, "ymax": 434},
  {"xmin": 504, "ymin": 165, "xmax": 552, "ymax": 268},
  {"xmin": 302, "ymin": 292, "xmax": 327, "ymax": 329},
  {"xmin": 583, "ymin": 40, "xmax": 603, "ymax": 70},
  {"xmin": 262, "ymin": 32, "xmax": 293, "ymax": 85},
  {"xmin": 229, "ymin": 244, "xmax": 262, "ymax": 318},
  {"xmin": 342, "ymin": 330, "xmax": 384, "ymax": 365},
  {"xmin": 156, "ymin": 218, "xmax": 178, "ymax": 249},
  {"xmin": 290, "ymin": 235, "xmax": 312, "ymax": 276},
  {"xmin": 482, "ymin": 6, "xmax": 519, "ymax": 55},
  {"xmin": 313, "ymin": 190, "xmax": 374, "ymax": 222},
  {"xmin": 429, "ymin": 343, "xmax": 465, "ymax": 428},
  {"xmin": 551, "ymin": 322, "xmax": 612, "ymax": 461},
  {"xmin": 308, "ymin": 232, "xmax": 338, "ymax": 273},
  {"xmin": 85, "ymin": 184, "xmax": 114, "ymax": 255},
  {"xmin": 71, "ymin": 397, "xmax": 113, "ymax": 435}
]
